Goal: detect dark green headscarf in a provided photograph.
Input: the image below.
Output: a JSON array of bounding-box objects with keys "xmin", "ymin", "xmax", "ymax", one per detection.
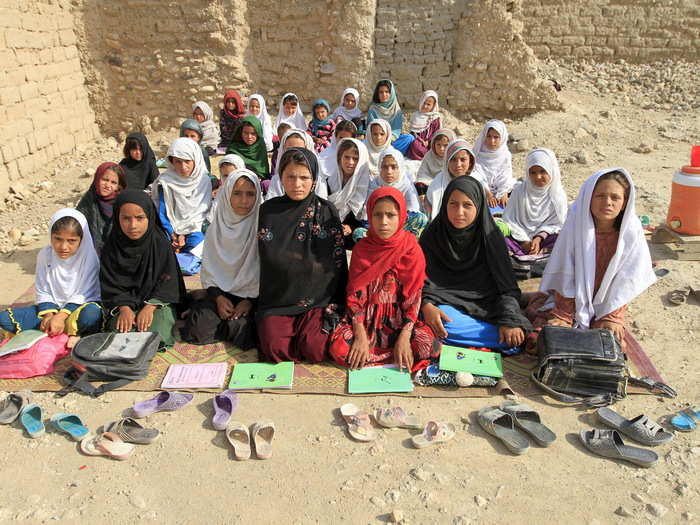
[{"xmin": 226, "ymin": 116, "xmax": 269, "ymax": 179}]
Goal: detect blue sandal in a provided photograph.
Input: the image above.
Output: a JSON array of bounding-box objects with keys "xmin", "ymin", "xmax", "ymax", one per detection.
[
  {"xmin": 670, "ymin": 406, "xmax": 700, "ymax": 432},
  {"xmin": 20, "ymin": 404, "xmax": 45, "ymax": 438},
  {"xmin": 51, "ymin": 413, "xmax": 89, "ymax": 441}
]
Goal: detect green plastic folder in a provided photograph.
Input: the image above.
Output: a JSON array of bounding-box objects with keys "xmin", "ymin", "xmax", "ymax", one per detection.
[
  {"xmin": 228, "ymin": 362, "xmax": 294, "ymax": 390},
  {"xmin": 348, "ymin": 366, "xmax": 414, "ymax": 394},
  {"xmin": 439, "ymin": 345, "xmax": 503, "ymax": 378}
]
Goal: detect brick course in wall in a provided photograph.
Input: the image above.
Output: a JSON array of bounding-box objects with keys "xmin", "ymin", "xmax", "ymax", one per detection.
[
  {"xmin": 519, "ymin": 0, "xmax": 700, "ymax": 61},
  {"xmin": 0, "ymin": 0, "xmax": 101, "ymax": 195}
]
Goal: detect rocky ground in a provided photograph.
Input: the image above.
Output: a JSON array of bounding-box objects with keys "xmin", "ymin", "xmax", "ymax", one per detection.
[{"xmin": 0, "ymin": 59, "xmax": 699, "ymax": 524}]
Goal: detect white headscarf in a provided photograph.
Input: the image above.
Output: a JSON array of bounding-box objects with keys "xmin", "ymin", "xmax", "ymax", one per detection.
[
  {"xmin": 36, "ymin": 208, "xmax": 100, "ymax": 308},
  {"xmin": 503, "ymin": 148, "xmax": 568, "ymax": 242},
  {"xmin": 274, "ymin": 92, "xmax": 306, "ymax": 130},
  {"xmin": 540, "ymin": 168, "xmax": 656, "ymax": 328},
  {"xmin": 368, "ymin": 148, "xmax": 421, "ymax": 213},
  {"xmin": 265, "ymin": 128, "xmax": 328, "ymax": 201},
  {"xmin": 473, "ymin": 120, "xmax": 515, "ymax": 198},
  {"xmin": 266, "ymin": 129, "xmax": 327, "ymax": 201},
  {"xmin": 218, "ymin": 153, "xmax": 246, "ymax": 171},
  {"xmin": 327, "ymin": 138, "xmax": 371, "ymax": 222},
  {"xmin": 200, "ymin": 169, "xmax": 261, "ymax": 298},
  {"xmin": 426, "ymin": 139, "xmax": 486, "ymax": 220},
  {"xmin": 364, "ymin": 119, "xmax": 393, "ymax": 176},
  {"xmin": 415, "ymin": 128, "xmax": 456, "ymax": 185},
  {"xmin": 246, "ymin": 94, "xmax": 274, "ymax": 152},
  {"xmin": 319, "ymin": 121, "xmax": 359, "ymax": 178},
  {"xmin": 409, "ymin": 90, "xmax": 440, "ymax": 134},
  {"xmin": 330, "ymin": 88, "xmax": 363, "ymax": 121},
  {"xmin": 152, "ymin": 137, "xmax": 212, "ymax": 234},
  {"xmin": 192, "ymin": 101, "xmax": 220, "ymax": 150}
]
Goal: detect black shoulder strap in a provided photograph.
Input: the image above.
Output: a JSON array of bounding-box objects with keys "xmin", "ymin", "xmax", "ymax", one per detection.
[{"xmin": 58, "ymin": 367, "xmax": 133, "ymax": 398}]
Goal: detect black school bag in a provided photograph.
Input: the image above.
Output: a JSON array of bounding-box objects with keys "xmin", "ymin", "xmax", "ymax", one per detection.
[{"xmin": 60, "ymin": 332, "xmax": 161, "ymax": 397}]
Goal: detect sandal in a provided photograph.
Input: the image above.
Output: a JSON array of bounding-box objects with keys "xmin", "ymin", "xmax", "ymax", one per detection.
[
  {"xmin": 212, "ymin": 390, "xmax": 240, "ymax": 431},
  {"xmin": 477, "ymin": 406, "xmax": 529, "ymax": 455},
  {"xmin": 373, "ymin": 407, "xmax": 421, "ymax": 429},
  {"xmin": 131, "ymin": 391, "xmax": 194, "ymax": 418},
  {"xmin": 596, "ymin": 407, "xmax": 674, "ymax": 446},
  {"xmin": 579, "ymin": 429, "xmax": 658, "ymax": 468},
  {"xmin": 0, "ymin": 390, "xmax": 32, "ymax": 425},
  {"xmin": 80, "ymin": 432, "xmax": 135, "ymax": 460},
  {"xmin": 670, "ymin": 406, "xmax": 700, "ymax": 432},
  {"xmin": 250, "ymin": 421, "xmax": 275, "ymax": 460},
  {"xmin": 340, "ymin": 403, "xmax": 377, "ymax": 442},
  {"xmin": 500, "ymin": 401, "xmax": 556, "ymax": 447},
  {"xmin": 411, "ymin": 421, "xmax": 456, "ymax": 448},
  {"xmin": 226, "ymin": 422, "xmax": 251, "ymax": 460},
  {"xmin": 50, "ymin": 413, "xmax": 89, "ymax": 441},
  {"xmin": 668, "ymin": 287, "xmax": 691, "ymax": 306},
  {"xmin": 19, "ymin": 404, "xmax": 44, "ymax": 438},
  {"xmin": 104, "ymin": 418, "xmax": 160, "ymax": 444}
]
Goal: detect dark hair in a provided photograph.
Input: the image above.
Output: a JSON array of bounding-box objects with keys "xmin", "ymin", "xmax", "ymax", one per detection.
[
  {"xmin": 277, "ymin": 122, "xmax": 292, "ymax": 137},
  {"xmin": 594, "ymin": 170, "xmax": 631, "ymax": 231},
  {"xmin": 282, "ymin": 94, "xmax": 298, "ymax": 105},
  {"xmin": 103, "ymin": 165, "xmax": 127, "ymax": 189},
  {"xmin": 336, "ymin": 140, "xmax": 359, "ymax": 164},
  {"xmin": 123, "ymin": 137, "xmax": 141, "ymax": 158},
  {"xmin": 279, "ymin": 148, "xmax": 312, "ymax": 179},
  {"xmin": 51, "ymin": 216, "xmax": 83, "ymax": 238},
  {"xmin": 372, "ymin": 195, "xmax": 399, "ymax": 212},
  {"xmin": 372, "ymin": 80, "xmax": 393, "ymax": 103},
  {"xmin": 335, "ymin": 119, "xmax": 358, "ymax": 137}
]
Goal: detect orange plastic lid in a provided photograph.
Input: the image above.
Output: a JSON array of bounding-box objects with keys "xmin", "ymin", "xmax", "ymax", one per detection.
[{"xmin": 681, "ymin": 165, "xmax": 700, "ymax": 175}]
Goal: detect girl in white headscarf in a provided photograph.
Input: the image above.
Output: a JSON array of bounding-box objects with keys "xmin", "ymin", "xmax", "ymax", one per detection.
[
  {"xmin": 265, "ymin": 129, "xmax": 328, "ymax": 200},
  {"xmin": 502, "ymin": 148, "xmax": 568, "ymax": 256},
  {"xmin": 181, "ymin": 169, "xmax": 261, "ymax": 348},
  {"xmin": 192, "ymin": 101, "xmax": 220, "ymax": 153},
  {"xmin": 274, "ymin": 92, "xmax": 306, "ymax": 130},
  {"xmin": 152, "ymin": 137, "xmax": 212, "ymax": 254},
  {"xmin": 473, "ymin": 120, "xmax": 515, "ymax": 208},
  {"xmin": 524, "ymin": 168, "xmax": 656, "ymax": 352},
  {"xmin": 355, "ymin": 148, "xmax": 428, "ymax": 241},
  {"xmin": 364, "ymin": 119, "xmax": 393, "ymax": 176},
  {"xmin": 406, "ymin": 90, "xmax": 442, "ymax": 161},
  {"xmin": 246, "ymin": 94, "xmax": 274, "ymax": 152},
  {"xmin": 318, "ymin": 120, "xmax": 358, "ymax": 179},
  {"xmin": 0, "ymin": 209, "xmax": 102, "ymax": 337},
  {"xmin": 327, "ymin": 138, "xmax": 371, "ymax": 248},
  {"xmin": 425, "ymin": 139, "xmax": 488, "ymax": 220},
  {"xmin": 330, "ymin": 88, "xmax": 364, "ymax": 131}
]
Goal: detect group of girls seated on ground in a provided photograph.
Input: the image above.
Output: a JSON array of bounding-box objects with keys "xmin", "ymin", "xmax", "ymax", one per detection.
[{"xmin": 0, "ymin": 81, "xmax": 657, "ymax": 377}]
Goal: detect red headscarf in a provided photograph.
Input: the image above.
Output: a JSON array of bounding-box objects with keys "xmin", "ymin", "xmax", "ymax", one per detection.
[
  {"xmin": 348, "ymin": 187, "xmax": 426, "ymax": 299},
  {"xmin": 223, "ymin": 90, "xmax": 245, "ymax": 119},
  {"xmin": 93, "ymin": 162, "xmax": 126, "ymax": 217}
]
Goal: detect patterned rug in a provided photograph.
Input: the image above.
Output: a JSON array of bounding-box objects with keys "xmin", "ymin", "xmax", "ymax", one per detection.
[{"xmin": 0, "ymin": 278, "xmax": 664, "ymax": 398}]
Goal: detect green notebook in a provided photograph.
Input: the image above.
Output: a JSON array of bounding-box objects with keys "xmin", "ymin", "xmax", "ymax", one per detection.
[
  {"xmin": 439, "ymin": 345, "xmax": 503, "ymax": 378},
  {"xmin": 228, "ymin": 362, "xmax": 294, "ymax": 390},
  {"xmin": 348, "ymin": 366, "xmax": 414, "ymax": 394}
]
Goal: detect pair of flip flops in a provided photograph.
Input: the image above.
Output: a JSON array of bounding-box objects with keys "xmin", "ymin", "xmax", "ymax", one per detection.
[
  {"xmin": 104, "ymin": 418, "xmax": 160, "ymax": 444},
  {"xmin": 375, "ymin": 407, "xmax": 455, "ymax": 449},
  {"xmin": 340, "ymin": 404, "xmax": 422, "ymax": 442},
  {"xmin": 670, "ymin": 406, "xmax": 700, "ymax": 432},
  {"xmin": 226, "ymin": 421, "xmax": 275, "ymax": 460},
  {"xmin": 579, "ymin": 408, "xmax": 674, "ymax": 468},
  {"xmin": 477, "ymin": 402, "xmax": 556, "ymax": 455},
  {"xmin": 20, "ymin": 406, "xmax": 89, "ymax": 441},
  {"xmin": 131, "ymin": 391, "xmax": 194, "ymax": 418}
]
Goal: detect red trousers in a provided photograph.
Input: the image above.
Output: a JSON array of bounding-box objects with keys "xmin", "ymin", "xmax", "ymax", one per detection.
[{"xmin": 256, "ymin": 307, "xmax": 329, "ymax": 363}]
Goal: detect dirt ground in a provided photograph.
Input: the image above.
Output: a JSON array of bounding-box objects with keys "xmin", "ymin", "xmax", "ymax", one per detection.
[{"xmin": 0, "ymin": 61, "xmax": 699, "ymax": 524}]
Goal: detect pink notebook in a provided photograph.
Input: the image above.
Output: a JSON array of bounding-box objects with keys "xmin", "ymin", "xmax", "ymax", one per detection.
[{"xmin": 160, "ymin": 363, "xmax": 228, "ymax": 389}]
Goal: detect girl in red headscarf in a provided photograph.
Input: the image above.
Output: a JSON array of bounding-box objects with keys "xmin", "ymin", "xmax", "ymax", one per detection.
[
  {"xmin": 329, "ymin": 186, "xmax": 440, "ymax": 371},
  {"xmin": 219, "ymin": 90, "xmax": 245, "ymax": 150}
]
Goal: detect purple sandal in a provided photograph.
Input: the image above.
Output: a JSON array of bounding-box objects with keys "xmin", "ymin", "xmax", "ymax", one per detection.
[
  {"xmin": 212, "ymin": 390, "xmax": 240, "ymax": 431},
  {"xmin": 131, "ymin": 391, "xmax": 193, "ymax": 419}
]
